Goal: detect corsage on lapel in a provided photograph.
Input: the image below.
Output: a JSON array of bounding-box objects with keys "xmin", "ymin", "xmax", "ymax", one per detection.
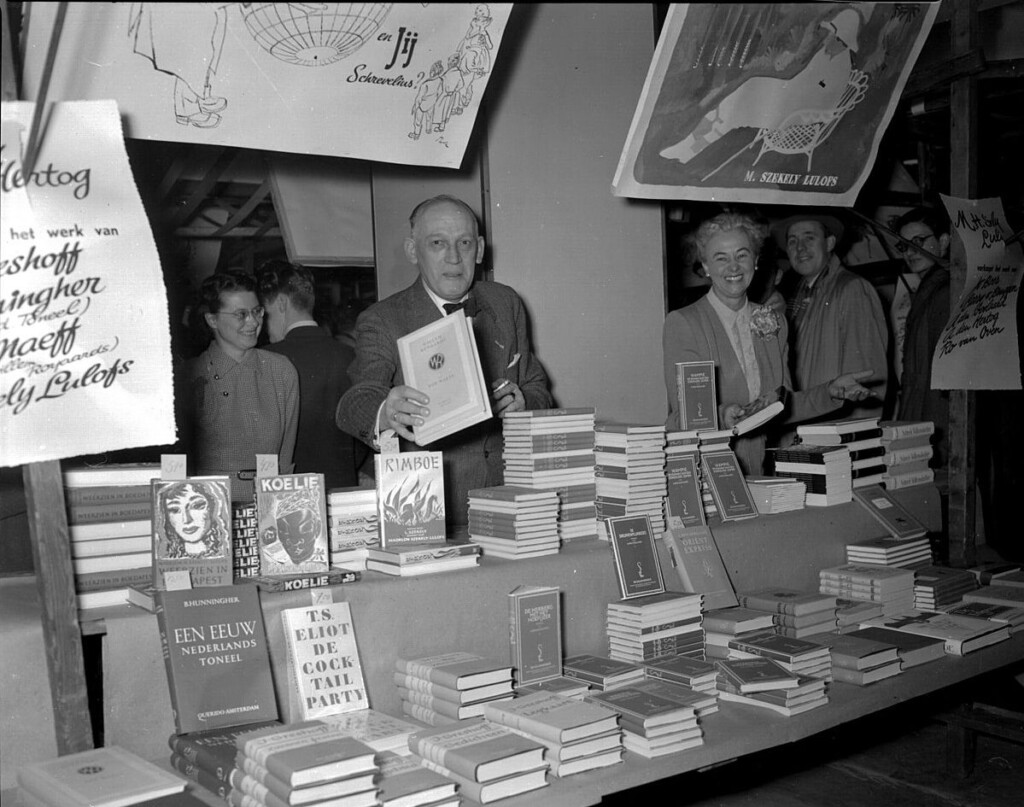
[{"xmin": 750, "ymin": 305, "xmax": 781, "ymax": 340}]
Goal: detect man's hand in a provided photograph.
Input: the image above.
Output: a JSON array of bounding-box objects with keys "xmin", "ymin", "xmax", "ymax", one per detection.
[
  {"xmin": 721, "ymin": 403, "xmax": 744, "ymax": 430},
  {"xmin": 828, "ymin": 369, "xmax": 878, "ymax": 402},
  {"xmin": 492, "ymin": 379, "xmax": 525, "ymax": 418},
  {"xmin": 379, "ymin": 384, "xmax": 430, "ymax": 442}
]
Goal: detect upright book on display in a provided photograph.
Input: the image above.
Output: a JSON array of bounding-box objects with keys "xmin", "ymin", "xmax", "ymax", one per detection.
[
  {"xmin": 675, "ymin": 361, "xmax": 717, "ymax": 431},
  {"xmin": 606, "ymin": 514, "xmax": 666, "ymax": 599},
  {"xmin": 375, "ymin": 451, "xmax": 446, "ymax": 547},
  {"xmin": 508, "ymin": 586, "xmax": 562, "ymax": 686},
  {"xmin": 255, "ymin": 473, "xmax": 330, "ymax": 575},
  {"xmin": 151, "ymin": 475, "xmax": 233, "ymax": 589}
]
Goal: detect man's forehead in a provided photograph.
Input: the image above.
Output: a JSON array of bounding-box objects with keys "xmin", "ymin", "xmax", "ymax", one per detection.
[
  {"xmin": 787, "ymin": 220, "xmax": 827, "ymax": 239},
  {"xmin": 415, "ymin": 202, "xmax": 477, "ymax": 234}
]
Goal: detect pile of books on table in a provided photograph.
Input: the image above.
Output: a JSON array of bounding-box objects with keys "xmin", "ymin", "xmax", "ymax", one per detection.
[
  {"xmin": 374, "ymin": 751, "xmax": 459, "ymax": 807},
  {"xmin": 766, "ymin": 444, "xmax": 852, "ymax": 506},
  {"xmin": 516, "ymin": 675, "xmax": 592, "ymax": 699},
  {"xmin": 394, "ymin": 652, "xmax": 514, "ymax": 727},
  {"xmin": 483, "ymin": 691, "xmax": 624, "ymax": 777},
  {"xmin": 738, "ymin": 588, "xmax": 839, "ymax": 639},
  {"xmin": 588, "ymin": 678, "xmax": 710, "ymax": 757},
  {"xmin": 809, "ymin": 632, "xmax": 903, "ymax": 686},
  {"xmin": 702, "ymin": 606, "xmax": 776, "ymax": 660},
  {"xmin": 327, "ymin": 486, "xmax": 379, "ymax": 571},
  {"xmin": 696, "ymin": 428, "xmax": 733, "ymax": 519},
  {"xmin": 879, "ymin": 420, "xmax": 936, "ymax": 490},
  {"xmin": 606, "ymin": 592, "xmax": 704, "ymax": 663},
  {"xmin": 796, "ymin": 418, "xmax": 885, "ymax": 490},
  {"xmin": 944, "ymin": 601, "xmax": 1024, "ymax": 633},
  {"xmin": 858, "ymin": 610, "xmax": 1011, "ymax": 656},
  {"xmin": 62, "ymin": 463, "xmax": 159, "ymax": 610},
  {"xmin": 745, "ymin": 476, "xmax": 806, "ymax": 514},
  {"xmin": 715, "ymin": 657, "xmax": 828, "ymax": 716},
  {"xmin": 562, "ymin": 653, "xmax": 645, "ymax": 691},
  {"xmin": 366, "ymin": 542, "xmax": 481, "ymax": 577},
  {"xmin": 846, "ymin": 535, "xmax": 933, "ymax": 569},
  {"xmin": 665, "ymin": 430, "xmax": 718, "ymax": 522},
  {"xmin": 594, "ymin": 422, "xmax": 667, "ymax": 538},
  {"xmin": 724, "ymin": 633, "xmax": 833, "ymax": 682},
  {"xmin": 961, "ymin": 579, "xmax": 1024, "ymax": 610},
  {"xmin": 643, "ymin": 655, "xmax": 720, "ymax": 700},
  {"xmin": 913, "ymin": 565, "xmax": 979, "ymax": 610},
  {"xmin": 466, "ymin": 486, "xmax": 560, "ymax": 559},
  {"xmin": 835, "ymin": 597, "xmax": 885, "ymax": 633},
  {"xmin": 819, "ymin": 564, "xmax": 916, "ymax": 616},
  {"xmin": 502, "ymin": 408, "xmax": 599, "ymax": 542}
]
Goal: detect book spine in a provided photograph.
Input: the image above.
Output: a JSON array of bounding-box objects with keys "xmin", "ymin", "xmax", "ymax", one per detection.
[
  {"xmin": 402, "ymin": 661, "xmax": 458, "ymax": 690},
  {"xmin": 882, "ymin": 469, "xmax": 935, "ymax": 489},
  {"xmin": 169, "ymin": 753, "xmax": 232, "ymax": 798},
  {"xmin": 401, "ymin": 688, "xmax": 465, "ymax": 720},
  {"xmin": 402, "ymin": 701, "xmax": 459, "ymax": 726},
  {"xmin": 484, "ymin": 706, "xmax": 562, "ymax": 745},
  {"xmin": 155, "ymin": 601, "xmax": 184, "ymax": 734},
  {"xmin": 65, "ymin": 501, "xmax": 153, "ymax": 524},
  {"xmin": 63, "ymin": 485, "xmax": 151, "ymax": 507},
  {"xmin": 881, "ymin": 422, "xmax": 935, "ymax": 440},
  {"xmin": 885, "ymin": 446, "xmax": 934, "ymax": 465},
  {"xmin": 74, "ymin": 566, "xmax": 153, "ymax": 591}
]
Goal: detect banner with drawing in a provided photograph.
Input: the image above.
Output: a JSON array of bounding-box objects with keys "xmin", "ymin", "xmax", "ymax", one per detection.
[
  {"xmin": 932, "ymin": 195, "xmax": 1023, "ymax": 391},
  {"xmin": 0, "ymin": 100, "xmax": 176, "ymax": 467},
  {"xmin": 22, "ymin": 3, "xmax": 512, "ymax": 170},
  {"xmin": 613, "ymin": 3, "xmax": 938, "ymax": 205}
]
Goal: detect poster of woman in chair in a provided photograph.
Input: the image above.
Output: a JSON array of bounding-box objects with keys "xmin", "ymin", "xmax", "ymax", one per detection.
[{"xmin": 614, "ymin": 3, "xmax": 940, "ymax": 207}]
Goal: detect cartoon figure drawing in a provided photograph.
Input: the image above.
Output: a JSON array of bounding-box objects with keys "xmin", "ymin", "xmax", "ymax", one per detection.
[
  {"xmin": 409, "ymin": 60, "xmax": 445, "ymax": 140},
  {"xmin": 435, "ymin": 53, "xmax": 465, "ymax": 132}
]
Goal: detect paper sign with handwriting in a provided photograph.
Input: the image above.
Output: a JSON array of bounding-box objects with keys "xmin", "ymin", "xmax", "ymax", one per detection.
[{"xmin": 0, "ymin": 100, "xmax": 175, "ymax": 466}]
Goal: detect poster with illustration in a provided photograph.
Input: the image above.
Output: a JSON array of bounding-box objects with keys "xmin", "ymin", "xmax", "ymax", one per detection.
[
  {"xmin": 22, "ymin": 3, "xmax": 512, "ymax": 169},
  {"xmin": 614, "ymin": 3, "xmax": 938, "ymax": 205},
  {"xmin": 0, "ymin": 100, "xmax": 176, "ymax": 467}
]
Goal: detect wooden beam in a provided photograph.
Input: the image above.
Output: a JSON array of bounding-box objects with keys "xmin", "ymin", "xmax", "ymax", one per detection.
[
  {"xmin": 22, "ymin": 461, "xmax": 94, "ymax": 754},
  {"xmin": 903, "ymin": 48, "xmax": 985, "ymax": 99},
  {"xmin": 1, "ymin": 1, "xmax": 19, "ymax": 102},
  {"xmin": 947, "ymin": 0, "xmax": 980, "ymax": 567}
]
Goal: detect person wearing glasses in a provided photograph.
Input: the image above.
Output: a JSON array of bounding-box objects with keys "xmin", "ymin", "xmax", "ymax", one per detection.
[
  {"xmin": 182, "ymin": 271, "xmax": 299, "ymax": 500},
  {"xmin": 894, "ymin": 206, "xmax": 951, "ymax": 466}
]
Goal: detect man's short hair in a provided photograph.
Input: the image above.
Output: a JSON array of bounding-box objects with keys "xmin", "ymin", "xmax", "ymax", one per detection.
[
  {"xmin": 199, "ymin": 271, "xmax": 256, "ymax": 315},
  {"xmin": 408, "ymin": 195, "xmax": 480, "ymax": 236},
  {"xmin": 895, "ymin": 206, "xmax": 949, "ymax": 236},
  {"xmin": 256, "ymin": 260, "xmax": 316, "ymax": 313}
]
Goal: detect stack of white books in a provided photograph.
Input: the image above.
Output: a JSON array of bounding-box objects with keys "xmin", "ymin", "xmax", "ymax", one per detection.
[
  {"xmin": 797, "ymin": 418, "xmax": 885, "ymax": 490},
  {"xmin": 594, "ymin": 422, "xmax": 667, "ymax": 538},
  {"xmin": 819, "ymin": 564, "xmax": 916, "ymax": 616},
  {"xmin": 394, "ymin": 653, "xmax": 514, "ymax": 728},
  {"xmin": 642, "ymin": 656, "xmax": 720, "ymax": 701},
  {"xmin": 562, "ymin": 654, "xmax": 645, "ymax": 691},
  {"xmin": 587, "ymin": 679, "xmax": 707, "ymax": 757},
  {"xmin": 327, "ymin": 486, "xmax": 379, "ymax": 570},
  {"xmin": 846, "ymin": 535, "xmax": 933, "ymax": 568},
  {"xmin": 737, "ymin": 589, "xmax": 840, "ymax": 639},
  {"xmin": 702, "ymin": 606, "xmax": 777, "ymax": 660},
  {"xmin": 767, "ymin": 444, "xmax": 852, "ymax": 506},
  {"xmin": 502, "ymin": 408, "xmax": 598, "ymax": 542},
  {"xmin": 745, "ymin": 476, "xmax": 807, "ymax": 514},
  {"xmin": 809, "ymin": 632, "xmax": 903, "ymax": 686},
  {"xmin": 467, "ymin": 486, "xmax": 560, "ymax": 559},
  {"xmin": 606, "ymin": 592, "xmax": 704, "ymax": 664},
  {"xmin": 880, "ymin": 420, "xmax": 936, "ymax": 490}
]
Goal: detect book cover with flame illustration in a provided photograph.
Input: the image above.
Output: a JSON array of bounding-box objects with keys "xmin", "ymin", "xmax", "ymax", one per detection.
[{"xmin": 374, "ymin": 452, "xmax": 446, "ymax": 547}]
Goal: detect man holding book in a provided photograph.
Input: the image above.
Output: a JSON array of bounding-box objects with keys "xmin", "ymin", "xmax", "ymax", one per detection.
[{"xmin": 337, "ymin": 195, "xmax": 553, "ymax": 523}]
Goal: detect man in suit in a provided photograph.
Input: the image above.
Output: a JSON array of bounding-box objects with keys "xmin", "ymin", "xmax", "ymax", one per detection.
[
  {"xmin": 336, "ymin": 195, "xmax": 553, "ymax": 524},
  {"xmin": 258, "ymin": 260, "xmax": 365, "ymax": 489}
]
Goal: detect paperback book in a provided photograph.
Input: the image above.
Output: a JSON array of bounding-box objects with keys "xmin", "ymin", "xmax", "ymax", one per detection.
[
  {"xmin": 660, "ymin": 525, "xmax": 738, "ymax": 610},
  {"xmin": 407, "ymin": 718, "xmax": 547, "ymax": 783},
  {"xmin": 606, "ymin": 514, "xmax": 665, "ymax": 599},
  {"xmin": 256, "ymin": 473, "xmax": 330, "ymax": 575},
  {"xmin": 675, "ymin": 361, "xmax": 718, "ymax": 431},
  {"xmin": 375, "ymin": 452, "xmax": 446, "ymax": 547},
  {"xmin": 508, "ymin": 585, "xmax": 563, "ymax": 685},
  {"xmin": 151, "ymin": 476, "xmax": 233, "ymax": 589}
]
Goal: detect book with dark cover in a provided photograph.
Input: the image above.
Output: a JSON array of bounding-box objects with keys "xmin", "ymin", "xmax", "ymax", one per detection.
[
  {"xmin": 375, "ymin": 451, "xmax": 446, "ymax": 547},
  {"xmin": 660, "ymin": 525, "xmax": 737, "ymax": 610},
  {"xmin": 237, "ymin": 721, "xmax": 377, "ymax": 788},
  {"xmin": 509, "ymin": 586, "xmax": 562, "ymax": 685},
  {"xmin": 396, "ymin": 652, "xmax": 512, "ymax": 691},
  {"xmin": 642, "ymin": 655, "xmax": 718, "ymax": 686},
  {"xmin": 715, "ymin": 658, "xmax": 799, "ymax": 692},
  {"xmin": 847, "ymin": 627, "xmax": 947, "ymax": 668},
  {"xmin": 256, "ymin": 473, "xmax": 330, "ymax": 575},
  {"xmin": 169, "ymin": 752, "xmax": 231, "ymax": 798},
  {"xmin": 737, "ymin": 588, "xmax": 837, "ymax": 617},
  {"xmin": 727, "ymin": 634, "xmax": 831, "ymax": 664},
  {"xmin": 155, "ymin": 584, "xmax": 279, "ymax": 734},
  {"xmin": 562, "ymin": 654, "xmax": 644, "ymax": 687},
  {"xmin": 665, "ymin": 454, "xmax": 706, "ymax": 530},
  {"xmin": 168, "ymin": 721, "xmax": 281, "ymax": 781},
  {"xmin": 151, "ymin": 476, "xmax": 233, "ymax": 589},
  {"xmin": 701, "ymin": 451, "xmax": 758, "ymax": 521},
  {"xmin": 409, "ymin": 718, "xmax": 546, "ymax": 782},
  {"xmin": 607, "ymin": 514, "xmax": 665, "ymax": 599},
  {"xmin": 852, "ymin": 484, "xmax": 927, "ymax": 540},
  {"xmin": 676, "ymin": 361, "xmax": 718, "ymax": 431},
  {"xmin": 245, "ymin": 567, "xmax": 361, "ymax": 592},
  {"xmin": 807, "ymin": 633, "xmax": 900, "ymax": 670},
  {"xmin": 483, "ymin": 691, "xmax": 619, "ymax": 744}
]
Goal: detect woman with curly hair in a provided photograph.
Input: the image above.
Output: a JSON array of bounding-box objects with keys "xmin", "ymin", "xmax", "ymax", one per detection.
[{"xmin": 156, "ymin": 480, "xmax": 230, "ymax": 559}]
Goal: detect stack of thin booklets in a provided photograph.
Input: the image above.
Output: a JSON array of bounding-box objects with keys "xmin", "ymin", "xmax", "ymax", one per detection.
[
  {"xmin": 913, "ymin": 566, "xmax": 979, "ymax": 610},
  {"xmin": 835, "ymin": 597, "xmax": 885, "ymax": 633},
  {"xmin": 846, "ymin": 536, "xmax": 933, "ymax": 569},
  {"xmin": 366, "ymin": 542, "xmax": 481, "ymax": 577},
  {"xmin": 502, "ymin": 407, "xmax": 599, "ymax": 542},
  {"xmin": 467, "ymin": 486, "xmax": 561, "ymax": 559},
  {"xmin": 562, "ymin": 653, "xmax": 645, "ymax": 691},
  {"xmin": 374, "ymin": 751, "xmax": 458, "ymax": 807},
  {"xmin": 587, "ymin": 678, "xmax": 709, "ymax": 757},
  {"xmin": 809, "ymin": 632, "xmax": 903, "ymax": 685},
  {"xmin": 642, "ymin": 656, "xmax": 720, "ymax": 700},
  {"xmin": 797, "ymin": 418, "xmax": 885, "ymax": 490},
  {"xmin": 724, "ymin": 633, "xmax": 833, "ymax": 682},
  {"xmin": 879, "ymin": 421, "xmax": 936, "ymax": 490},
  {"xmin": 715, "ymin": 657, "xmax": 828, "ymax": 716},
  {"xmin": 229, "ymin": 721, "xmax": 380, "ymax": 807},
  {"xmin": 943, "ymin": 601, "xmax": 1024, "ymax": 633},
  {"xmin": 483, "ymin": 692, "xmax": 624, "ymax": 777},
  {"xmin": 819, "ymin": 564, "xmax": 916, "ymax": 616},
  {"xmin": 767, "ymin": 444, "xmax": 852, "ymax": 506},
  {"xmin": 606, "ymin": 592, "xmax": 704, "ymax": 664},
  {"xmin": 408, "ymin": 718, "xmax": 549, "ymax": 804},
  {"xmin": 594, "ymin": 422, "xmax": 668, "ymax": 538},
  {"xmin": 738, "ymin": 588, "xmax": 839, "ymax": 639},
  {"xmin": 62, "ymin": 463, "xmax": 160, "ymax": 610},
  {"xmin": 858, "ymin": 610, "xmax": 1011, "ymax": 656},
  {"xmin": 394, "ymin": 652, "xmax": 514, "ymax": 727},
  {"xmin": 702, "ymin": 606, "xmax": 776, "ymax": 661},
  {"xmin": 745, "ymin": 476, "xmax": 806, "ymax": 514},
  {"xmin": 327, "ymin": 487, "xmax": 379, "ymax": 571}
]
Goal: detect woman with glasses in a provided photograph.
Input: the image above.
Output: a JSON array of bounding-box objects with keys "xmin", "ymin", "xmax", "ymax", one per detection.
[{"xmin": 182, "ymin": 271, "xmax": 299, "ymax": 500}]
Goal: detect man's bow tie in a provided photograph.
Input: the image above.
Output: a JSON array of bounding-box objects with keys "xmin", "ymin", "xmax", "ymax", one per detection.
[{"xmin": 443, "ymin": 297, "xmax": 479, "ymax": 317}]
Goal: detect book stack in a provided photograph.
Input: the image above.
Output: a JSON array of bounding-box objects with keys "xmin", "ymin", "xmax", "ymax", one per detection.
[
  {"xmin": 232, "ymin": 501, "xmax": 260, "ymax": 580},
  {"xmin": 808, "ymin": 633, "xmax": 903, "ymax": 686},
  {"xmin": 845, "ymin": 626, "xmax": 947, "ymax": 669},
  {"xmin": 168, "ymin": 720, "xmax": 282, "ymax": 801},
  {"xmin": 562, "ymin": 653, "xmax": 645, "ymax": 691},
  {"xmin": 394, "ymin": 652, "xmax": 514, "ymax": 727},
  {"xmin": 724, "ymin": 633, "xmax": 834, "ymax": 682},
  {"xmin": 517, "ymin": 676, "xmax": 592, "ymax": 700},
  {"xmin": 766, "ymin": 444, "xmax": 852, "ymax": 506},
  {"xmin": 745, "ymin": 476, "xmax": 806, "ymax": 514},
  {"xmin": 63, "ymin": 463, "xmax": 159, "ymax": 610},
  {"xmin": 408, "ymin": 718, "xmax": 549, "ymax": 804},
  {"xmin": 715, "ymin": 658, "xmax": 828, "ymax": 716},
  {"xmin": 962, "ymin": 583, "xmax": 1024, "ymax": 610},
  {"xmin": 835, "ymin": 597, "xmax": 885, "ymax": 633},
  {"xmin": 483, "ymin": 692, "xmax": 624, "ymax": 777},
  {"xmin": 913, "ymin": 565, "xmax": 979, "ymax": 610},
  {"xmin": 502, "ymin": 407, "xmax": 599, "ymax": 542},
  {"xmin": 943, "ymin": 601, "xmax": 1024, "ymax": 633},
  {"xmin": 375, "ymin": 751, "xmax": 458, "ymax": 807},
  {"xmin": 846, "ymin": 536, "xmax": 933, "ymax": 569},
  {"xmin": 327, "ymin": 487, "xmax": 379, "ymax": 571},
  {"xmin": 606, "ymin": 592, "xmax": 704, "ymax": 664},
  {"xmin": 367, "ymin": 542, "xmax": 481, "ymax": 577},
  {"xmin": 879, "ymin": 421, "xmax": 936, "ymax": 490},
  {"xmin": 467, "ymin": 486, "xmax": 561, "ymax": 559},
  {"xmin": 797, "ymin": 418, "xmax": 885, "ymax": 490},
  {"xmin": 737, "ymin": 588, "xmax": 839, "ymax": 639},
  {"xmin": 643, "ymin": 655, "xmax": 720, "ymax": 699},
  {"xmin": 594, "ymin": 422, "xmax": 667, "ymax": 539},
  {"xmin": 858, "ymin": 611, "xmax": 1011, "ymax": 656},
  {"xmin": 231, "ymin": 721, "xmax": 380, "ymax": 807},
  {"xmin": 701, "ymin": 606, "xmax": 776, "ymax": 661},
  {"xmin": 587, "ymin": 679, "xmax": 707, "ymax": 757},
  {"xmin": 318, "ymin": 709, "xmax": 421, "ymax": 755},
  {"xmin": 665, "ymin": 429, "xmax": 700, "ymax": 458},
  {"xmin": 819, "ymin": 564, "xmax": 916, "ymax": 616}
]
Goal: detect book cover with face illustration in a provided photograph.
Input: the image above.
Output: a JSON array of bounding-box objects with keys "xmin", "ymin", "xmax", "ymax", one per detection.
[
  {"xmin": 151, "ymin": 476, "xmax": 233, "ymax": 588},
  {"xmin": 256, "ymin": 473, "xmax": 330, "ymax": 576}
]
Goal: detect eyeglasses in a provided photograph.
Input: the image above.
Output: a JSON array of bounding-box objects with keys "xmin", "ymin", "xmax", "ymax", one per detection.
[
  {"xmin": 894, "ymin": 234, "xmax": 934, "ymax": 254},
  {"xmin": 218, "ymin": 306, "xmax": 265, "ymax": 323}
]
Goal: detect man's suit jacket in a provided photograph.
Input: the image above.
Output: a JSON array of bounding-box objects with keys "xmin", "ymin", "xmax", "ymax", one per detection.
[
  {"xmin": 336, "ymin": 280, "xmax": 552, "ymax": 524},
  {"xmin": 264, "ymin": 324, "xmax": 364, "ymax": 489}
]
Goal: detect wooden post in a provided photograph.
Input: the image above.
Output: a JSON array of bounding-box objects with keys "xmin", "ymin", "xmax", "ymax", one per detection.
[
  {"xmin": 947, "ymin": 0, "xmax": 979, "ymax": 566},
  {"xmin": 22, "ymin": 461, "xmax": 94, "ymax": 753}
]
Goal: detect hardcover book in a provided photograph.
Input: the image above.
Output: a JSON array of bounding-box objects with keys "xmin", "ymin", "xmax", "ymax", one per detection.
[
  {"xmin": 482, "ymin": 691, "xmax": 620, "ymax": 744},
  {"xmin": 374, "ymin": 452, "xmax": 446, "ymax": 547},
  {"xmin": 737, "ymin": 588, "xmax": 838, "ymax": 617},
  {"xmin": 399, "ymin": 687, "xmax": 511, "ymax": 720},
  {"xmin": 376, "ymin": 750, "xmax": 457, "ymax": 807},
  {"xmin": 392, "ymin": 673, "xmax": 513, "ymax": 705},
  {"xmin": 232, "ymin": 501, "xmax": 261, "ymax": 580},
  {"xmin": 859, "ymin": 611, "xmax": 1011, "ymax": 655},
  {"xmin": 281, "ymin": 601, "xmax": 368, "ymax": 721},
  {"xmin": 397, "ymin": 309, "xmax": 492, "ymax": 446},
  {"xmin": 395, "ymin": 652, "xmax": 512, "ymax": 691},
  {"xmin": 256, "ymin": 473, "xmax": 330, "ymax": 575},
  {"xmin": 508, "ymin": 585, "xmax": 563, "ymax": 685},
  {"xmin": 851, "ymin": 484, "xmax": 927, "ymax": 540},
  {"xmin": 606, "ymin": 515, "xmax": 665, "ymax": 599},
  {"xmin": 318, "ymin": 708, "xmax": 420, "ymax": 753},
  {"xmin": 407, "ymin": 718, "xmax": 547, "ymax": 783},
  {"xmin": 701, "ymin": 451, "xmax": 758, "ymax": 521},
  {"xmin": 585, "ymin": 686, "xmax": 697, "ymax": 729},
  {"xmin": 411, "ymin": 755, "xmax": 548, "ymax": 805},
  {"xmin": 660, "ymin": 525, "xmax": 738, "ymax": 611},
  {"xmin": 237, "ymin": 721, "xmax": 378, "ymax": 788},
  {"xmin": 715, "ymin": 658, "xmax": 800, "ymax": 692},
  {"xmin": 676, "ymin": 361, "xmax": 718, "ymax": 431},
  {"xmin": 167, "ymin": 721, "xmax": 282, "ymax": 782},
  {"xmin": 155, "ymin": 584, "xmax": 279, "ymax": 734},
  {"xmin": 664, "ymin": 454, "xmax": 706, "ymax": 530},
  {"xmin": 151, "ymin": 476, "xmax": 233, "ymax": 589},
  {"xmin": 229, "ymin": 766, "xmax": 377, "ymax": 807}
]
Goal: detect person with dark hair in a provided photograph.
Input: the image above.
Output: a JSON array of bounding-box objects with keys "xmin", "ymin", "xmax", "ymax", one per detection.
[
  {"xmin": 664, "ymin": 212, "xmax": 875, "ymax": 475},
  {"xmin": 182, "ymin": 270, "xmax": 298, "ymax": 500},
  {"xmin": 894, "ymin": 206, "xmax": 951, "ymax": 466},
  {"xmin": 257, "ymin": 260, "xmax": 365, "ymax": 489},
  {"xmin": 336, "ymin": 195, "xmax": 553, "ymax": 524}
]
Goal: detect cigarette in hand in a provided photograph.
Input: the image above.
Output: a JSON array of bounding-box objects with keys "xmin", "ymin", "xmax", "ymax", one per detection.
[{"xmin": 493, "ymin": 379, "xmax": 511, "ymax": 394}]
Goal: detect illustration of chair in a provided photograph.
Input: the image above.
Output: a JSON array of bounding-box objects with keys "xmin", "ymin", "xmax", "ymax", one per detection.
[{"xmin": 751, "ymin": 69, "xmax": 870, "ymax": 173}]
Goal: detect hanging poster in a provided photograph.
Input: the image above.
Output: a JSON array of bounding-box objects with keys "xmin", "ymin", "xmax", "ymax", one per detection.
[
  {"xmin": 22, "ymin": 3, "xmax": 512, "ymax": 170},
  {"xmin": 613, "ymin": 3, "xmax": 938, "ymax": 205},
  {"xmin": 0, "ymin": 100, "xmax": 176, "ymax": 466},
  {"xmin": 932, "ymin": 196, "xmax": 1023, "ymax": 391}
]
